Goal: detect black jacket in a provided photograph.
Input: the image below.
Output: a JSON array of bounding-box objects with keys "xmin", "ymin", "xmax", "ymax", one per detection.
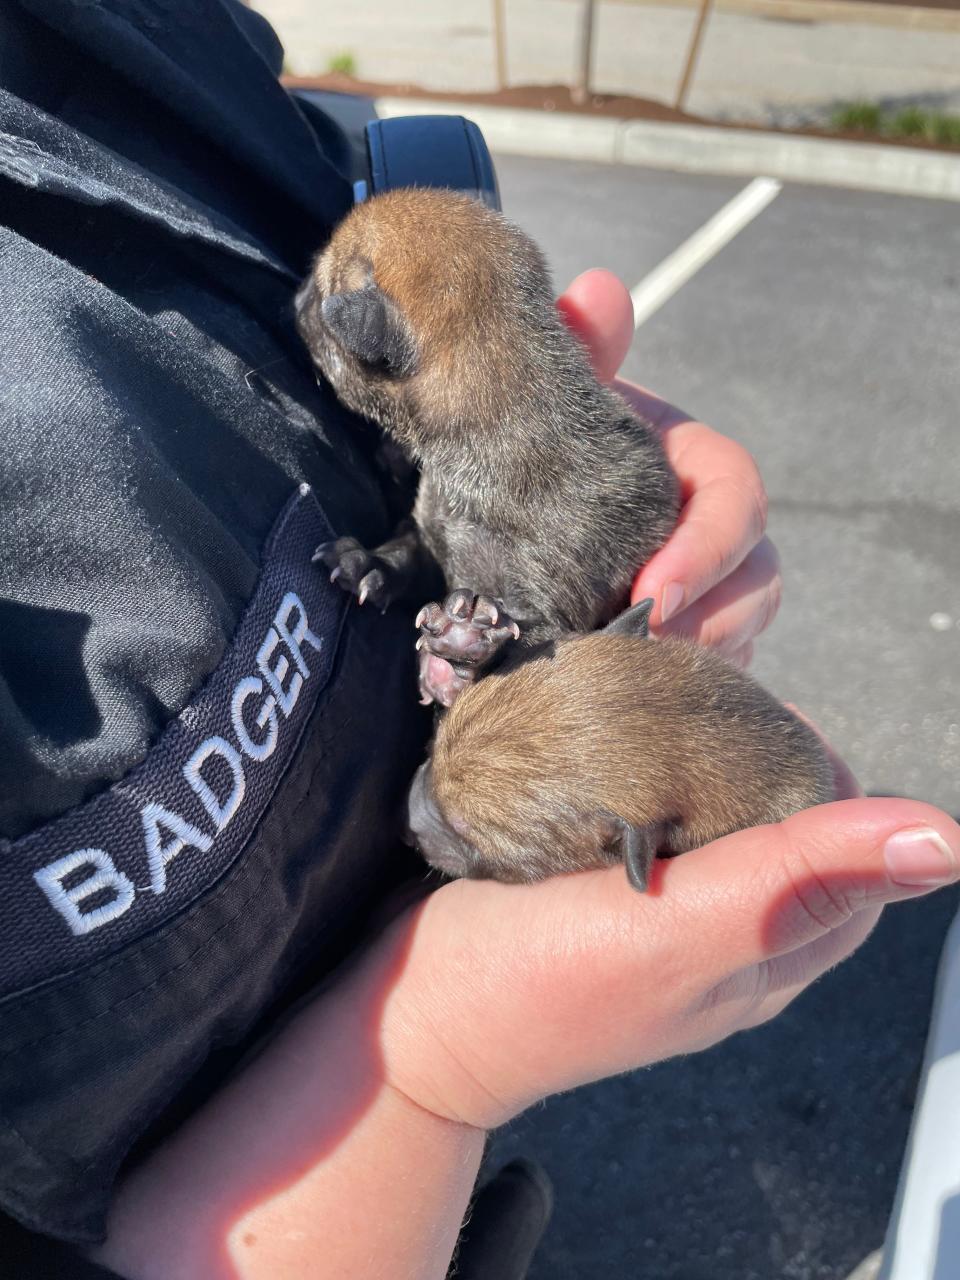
[{"xmin": 0, "ymin": 0, "xmax": 428, "ymax": 1268}]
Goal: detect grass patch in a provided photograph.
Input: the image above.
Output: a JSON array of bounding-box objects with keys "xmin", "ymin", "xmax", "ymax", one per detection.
[
  {"xmin": 830, "ymin": 101, "xmax": 882, "ymax": 133},
  {"xmin": 929, "ymin": 114, "xmax": 960, "ymax": 146},
  {"xmin": 830, "ymin": 101, "xmax": 960, "ymax": 146},
  {"xmin": 327, "ymin": 51, "xmax": 357, "ymax": 76},
  {"xmin": 890, "ymin": 105, "xmax": 928, "ymax": 137}
]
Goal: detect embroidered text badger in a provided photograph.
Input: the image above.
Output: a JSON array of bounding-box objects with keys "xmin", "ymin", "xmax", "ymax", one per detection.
[{"xmin": 34, "ymin": 591, "xmax": 321, "ymax": 936}]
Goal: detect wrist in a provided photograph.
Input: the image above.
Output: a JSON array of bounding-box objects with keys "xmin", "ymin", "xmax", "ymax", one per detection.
[
  {"xmin": 94, "ymin": 922, "xmax": 488, "ymax": 1280},
  {"xmin": 376, "ymin": 887, "xmax": 543, "ymax": 1131},
  {"xmin": 376, "ymin": 874, "xmax": 637, "ymax": 1131}
]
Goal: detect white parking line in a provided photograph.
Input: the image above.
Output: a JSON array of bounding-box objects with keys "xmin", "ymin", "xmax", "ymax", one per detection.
[{"xmin": 630, "ymin": 176, "xmax": 782, "ymax": 328}]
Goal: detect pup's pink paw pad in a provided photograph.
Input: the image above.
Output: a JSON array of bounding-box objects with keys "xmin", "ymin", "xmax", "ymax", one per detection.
[{"xmin": 415, "ymin": 590, "xmax": 520, "ymax": 705}]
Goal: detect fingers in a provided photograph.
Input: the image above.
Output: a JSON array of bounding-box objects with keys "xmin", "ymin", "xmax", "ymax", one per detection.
[
  {"xmin": 555, "ymin": 269, "xmax": 634, "ymax": 384},
  {"xmin": 382, "ymin": 798, "xmax": 959, "ymax": 1130},
  {"xmin": 654, "ymin": 536, "xmax": 781, "ymax": 657},
  {"xmin": 753, "ymin": 906, "xmax": 882, "ymax": 1021},
  {"xmin": 726, "ymin": 641, "xmax": 754, "ymax": 670},
  {"xmin": 667, "ymin": 799, "xmax": 960, "ymax": 972},
  {"xmin": 689, "ymin": 905, "xmax": 882, "ymax": 1045},
  {"xmin": 614, "ymin": 379, "xmax": 693, "ymax": 432},
  {"xmin": 554, "ymin": 284, "xmax": 778, "ymax": 651},
  {"xmin": 784, "ymin": 704, "xmax": 864, "ymax": 801},
  {"xmin": 630, "ymin": 418, "xmax": 770, "ymax": 629},
  {"xmin": 827, "ymin": 751, "xmax": 864, "ymax": 804}
]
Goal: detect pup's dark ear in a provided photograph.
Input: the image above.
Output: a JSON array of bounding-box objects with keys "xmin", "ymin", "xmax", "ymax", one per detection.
[
  {"xmin": 599, "ymin": 812, "xmax": 657, "ymax": 892},
  {"xmin": 321, "ymin": 282, "xmax": 417, "ymax": 377},
  {"xmin": 602, "ymin": 597, "xmax": 654, "ymax": 639}
]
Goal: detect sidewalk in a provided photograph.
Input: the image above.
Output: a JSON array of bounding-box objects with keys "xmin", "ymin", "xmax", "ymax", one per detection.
[
  {"xmin": 364, "ymin": 95, "xmax": 960, "ymax": 201},
  {"xmin": 256, "ymin": 0, "xmax": 960, "ymax": 127}
]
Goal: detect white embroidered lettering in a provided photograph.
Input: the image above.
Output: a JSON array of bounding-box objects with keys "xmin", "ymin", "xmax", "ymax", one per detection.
[
  {"xmin": 273, "ymin": 590, "xmax": 322, "ymax": 678},
  {"xmin": 231, "ymin": 677, "xmax": 278, "ymax": 763},
  {"xmin": 34, "ymin": 849, "xmax": 136, "ymax": 936},
  {"xmin": 142, "ymin": 802, "xmax": 213, "ymax": 893},
  {"xmin": 36, "ymin": 585, "xmax": 326, "ymax": 937},
  {"xmin": 257, "ymin": 627, "xmax": 302, "ymax": 717},
  {"xmin": 183, "ymin": 736, "xmax": 246, "ymax": 831}
]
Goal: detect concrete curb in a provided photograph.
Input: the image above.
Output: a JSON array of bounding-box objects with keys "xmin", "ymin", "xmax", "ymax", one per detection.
[{"xmin": 374, "ymin": 97, "xmax": 960, "ymax": 203}]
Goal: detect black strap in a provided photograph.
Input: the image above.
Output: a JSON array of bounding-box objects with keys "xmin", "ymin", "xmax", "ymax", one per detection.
[{"xmin": 361, "ymin": 114, "xmax": 501, "ymax": 210}]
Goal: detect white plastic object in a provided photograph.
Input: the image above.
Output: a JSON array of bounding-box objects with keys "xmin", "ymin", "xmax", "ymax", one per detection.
[{"xmin": 878, "ymin": 905, "xmax": 960, "ymax": 1279}]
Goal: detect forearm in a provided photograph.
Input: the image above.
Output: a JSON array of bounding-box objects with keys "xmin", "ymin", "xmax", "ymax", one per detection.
[{"xmin": 93, "ymin": 936, "xmax": 485, "ymax": 1280}]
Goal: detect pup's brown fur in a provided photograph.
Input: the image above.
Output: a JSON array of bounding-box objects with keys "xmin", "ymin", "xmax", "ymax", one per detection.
[
  {"xmin": 296, "ymin": 188, "xmax": 679, "ymax": 699},
  {"xmin": 299, "ymin": 191, "xmax": 831, "ymax": 890},
  {"xmin": 299, "ymin": 188, "xmax": 543, "ymax": 445},
  {"xmin": 410, "ymin": 627, "xmax": 834, "ymax": 887}
]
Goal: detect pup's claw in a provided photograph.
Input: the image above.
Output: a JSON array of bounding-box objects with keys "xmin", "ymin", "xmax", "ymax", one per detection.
[
  {"xmin": 473, "ymin": 598, "xmax": 499, "ymax": 627},
  {"xmin": 601, "ymin": 814, "xmax": 659, "ymax": 894},
  {"xmin": 416, "ymin": 601, "xmax": 447, "ymax": 638},
  {"xmin": 316, "ymin": 537, "xmax": 399, "ymax": 612},
  {"xmin": 415, "ymin": 590, "xmax": 521, "ymax": 706},
  {"xmin": 447, "ymin": 590, "xmax": 472, "ymax": 621}
]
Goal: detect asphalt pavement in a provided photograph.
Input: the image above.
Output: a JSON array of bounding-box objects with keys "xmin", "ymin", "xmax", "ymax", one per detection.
[{"xmin": 482, "ymin": 153, "xmax": 960, "ymax": 1280}]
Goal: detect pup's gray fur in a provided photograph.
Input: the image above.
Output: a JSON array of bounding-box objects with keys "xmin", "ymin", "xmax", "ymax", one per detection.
[
  {"xmin": 296, "ymin": 189, "xmax": 831, "ymax": 891},
  {"xmin": 295, "ymin": 187, "xmax": 679, "ymax": 694}
]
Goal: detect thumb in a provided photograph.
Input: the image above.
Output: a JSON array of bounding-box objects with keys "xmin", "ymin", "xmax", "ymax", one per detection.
[
  {"xmin": 650, "ymin": 797, "xmax": 960, "ymax": 1050},
  {"xmin": 668, "ymin": 798, "xmax": 960, "ymax": 970},
  {"xmin": 382, "ymin": 799, "xmax": 960, "ymax": 1126},
  {"xmin": 556, "ymin": 269, "xmax": 634, "ymax": 383}
]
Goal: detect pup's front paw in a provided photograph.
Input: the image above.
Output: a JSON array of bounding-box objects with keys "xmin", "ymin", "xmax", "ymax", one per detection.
[
  {"xmin": 313, "ymin": 537, "xmax": 395, "ymax": 611},
  {"xmin": 415, "ymin": 590, "xmax": 520, "ymax": 707}
]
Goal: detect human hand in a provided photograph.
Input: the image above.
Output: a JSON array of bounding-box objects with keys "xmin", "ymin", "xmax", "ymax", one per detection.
[
  {"xmin": 95, "ymin": 737, "xmax": 958, "ymax": 1280},
  {"xmin": 557, "ymin": 270, "xmax": 780, "ymax": 668},
  {"xmin": 378, "ymin": 784, "xmax": 959, "ymax": 1131}
]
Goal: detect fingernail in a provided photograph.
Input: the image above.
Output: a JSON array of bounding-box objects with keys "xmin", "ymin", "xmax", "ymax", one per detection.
[
  {"xmin": 661, "ymin": 582, "xmax": 684, "ymax": 624},
  {"xmin": 884, "ymin": 828, "xmax": 958, "ymax": 886}
]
